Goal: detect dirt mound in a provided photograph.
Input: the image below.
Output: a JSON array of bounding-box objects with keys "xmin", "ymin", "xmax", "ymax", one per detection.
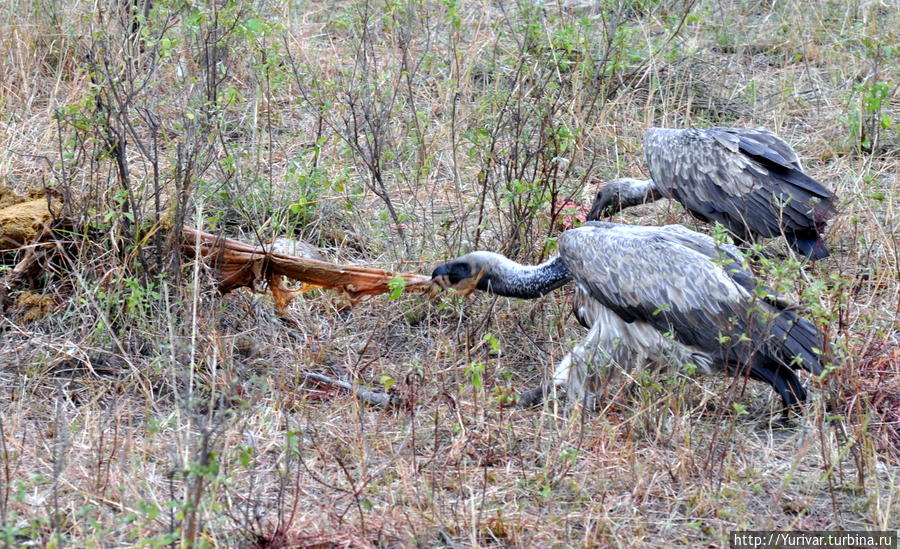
[
  {"xmin": 12, "ymin": 291, "xmax": 57, "ymax": 323},
  {"xmin": 0, "ymin": 186, "xmax": 61, "ymax": 250}
]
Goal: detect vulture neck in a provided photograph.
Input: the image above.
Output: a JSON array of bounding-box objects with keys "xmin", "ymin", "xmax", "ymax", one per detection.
[
  {"xmin": 478, "ymin": 255, "xmax": 571, "ymax": 299},
  {"xmin": 619, "ymin": 178, "xmax": 662, "ymax": 208}
]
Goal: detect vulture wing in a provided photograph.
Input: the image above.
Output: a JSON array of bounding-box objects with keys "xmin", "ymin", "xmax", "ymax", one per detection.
[
  {"xmin": 644, "ymin": 127, "xmax": 835, "ymax": 258},
  {"xmin": 559, "ymin": 222, "xmax": 824, "ymax": 404}
]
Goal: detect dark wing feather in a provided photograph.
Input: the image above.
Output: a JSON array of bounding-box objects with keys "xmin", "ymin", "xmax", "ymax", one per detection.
[
  {"xmin": 712, "ymin": 127, "xmax": 802, "ymax": 171},
  {"xmin": 713, "ymin": 127, "xmax": 834, "ymax": 200},
  {"xmin": 644, "ymin": 128, "xmax": 836, "ymax": 254}
]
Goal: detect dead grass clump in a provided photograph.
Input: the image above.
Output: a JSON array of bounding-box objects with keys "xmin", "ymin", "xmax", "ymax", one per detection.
[
  {"xmin": 851, "ymin": 336, "xmax": 900, "ymax": 462},
  {"xmin": 11, "ymin": 290, "xmax": 58, "ymax": 323}
]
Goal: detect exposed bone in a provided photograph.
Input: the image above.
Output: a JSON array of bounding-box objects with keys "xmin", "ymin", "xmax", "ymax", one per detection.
[{"xmin": 300, "ymin": 372, "xmax": 399, "ymax": 408}]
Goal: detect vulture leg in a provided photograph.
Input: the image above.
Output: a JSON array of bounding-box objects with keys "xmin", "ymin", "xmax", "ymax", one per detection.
[
  {"xmin": 553, "ymin": 316, "xmax": 713, "ymax": 412},
  {"xmin": 517, "ymin": 324, "xmax": 611, "ymax": 410},
  {"xmin": 553, "ymin": 323, "xmax": 616, "ymax": 411}
]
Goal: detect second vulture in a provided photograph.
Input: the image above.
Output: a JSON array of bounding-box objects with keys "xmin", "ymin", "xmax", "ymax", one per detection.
[
  {"xmin": 432, "ymin": 222, "xmax": 827, "ymax": 410},
  {"xmin": 589, "ymin": 127, "xmax": 836, "ymax": 259}
]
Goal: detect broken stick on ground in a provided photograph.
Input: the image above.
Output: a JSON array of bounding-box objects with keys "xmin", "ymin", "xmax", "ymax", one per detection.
[{"xmin": 181, "ymin": 226, "xmax": 434, "ymax": 314}]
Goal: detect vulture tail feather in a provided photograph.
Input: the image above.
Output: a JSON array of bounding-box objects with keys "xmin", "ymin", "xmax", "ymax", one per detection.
[
  {"xmin": 749, "ymin": 362, "xmax": 807, "ymax": 407},
  {"xmin": 786, "ymin": 233, "xmax": 830, "ymax": 260}
]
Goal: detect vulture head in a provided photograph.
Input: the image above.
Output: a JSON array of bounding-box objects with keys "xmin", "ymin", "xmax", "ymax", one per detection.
[{"xmin": 431, "ymin": 252, "xmax": 500, "ymax": 295}]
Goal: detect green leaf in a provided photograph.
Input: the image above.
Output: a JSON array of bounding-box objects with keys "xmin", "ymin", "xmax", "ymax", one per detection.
[
  {"xmin": 239, "ymin": 446, "xmax": 253, "ymax": 467},
  {"xmin": 466, "ymin": 362, "xmax": 485, "ymax": 389},
  {"xmin": 379, "ymin": 374, "xmax": 395, "ymax": 391},
  {"xmin": 245, "ymin": 18, "xmax": 263, "ymax": 34},
  {"xmin": 483, "ymin": 333, "xmax": 501, "ymax": 354},
  {"xmin": 388, "ymin": 276, "xmax": 406, "ymax": 300}
]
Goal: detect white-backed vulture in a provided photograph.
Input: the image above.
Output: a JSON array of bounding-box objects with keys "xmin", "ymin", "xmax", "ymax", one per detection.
[
  {"xmin": 432, "ymin": 222, "xmax": 826, "ymax": 409},
  {"xmin": 589, "ymin": 127, "xmax": 836, "ymax": 259}
]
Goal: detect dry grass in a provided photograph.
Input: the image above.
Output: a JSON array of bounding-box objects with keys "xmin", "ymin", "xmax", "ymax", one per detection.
[{"xmin": 1, "ymin": 0, "xmax": 898, "ymax": 546}]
